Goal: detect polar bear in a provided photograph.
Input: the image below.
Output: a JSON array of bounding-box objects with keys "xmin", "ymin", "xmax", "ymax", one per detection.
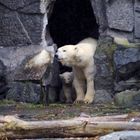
[
  {"xmin": 56, "ymin": 38, "xmax": 97, "ymax": 104},
  {"xmin": 59, "ymin": 72, "xmax": 75, "ymax": 103}
]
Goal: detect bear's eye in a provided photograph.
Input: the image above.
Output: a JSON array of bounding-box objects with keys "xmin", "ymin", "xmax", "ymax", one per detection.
[{"xmin": 63, "ymin": 50, "xmax": 66, "ymax": 52}]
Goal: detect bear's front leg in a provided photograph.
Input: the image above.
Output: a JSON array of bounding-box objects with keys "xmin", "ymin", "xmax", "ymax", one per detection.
[
  {"xmin": 84, "ymin": 79, "xmax": 95, "ymax": 104},
  {"xmin": 84, "ymin": 65, "xmax": 95, "ymax": 104},
  {"xmin": 73, "ymin": 78, "xmax": 85, "ymax": 103},
  {"xmin": 63, "ymin": 86, "xmax": 73, "ymax": 103}
]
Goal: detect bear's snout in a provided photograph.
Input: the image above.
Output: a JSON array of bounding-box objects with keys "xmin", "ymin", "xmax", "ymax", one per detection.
[
  {"xmin": 55, "ymin": 53, "xmax": 58, "ymax": 59},
  {"xmin": 55, "ymin": 50, "xmax": 60, "ymax": 59},
  {"xmin": 55, "ymin": 51, "xmax": 62, "ymax": 62}
]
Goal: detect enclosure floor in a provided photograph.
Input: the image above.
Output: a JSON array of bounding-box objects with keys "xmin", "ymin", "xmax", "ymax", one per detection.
[{"xmin": 0, "ymin": 101, "xmax": 139, "ymax": 121}]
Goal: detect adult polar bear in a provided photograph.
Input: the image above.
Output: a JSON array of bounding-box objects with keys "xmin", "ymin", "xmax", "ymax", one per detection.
[{"xmin": 56, "ymin": 38, "xmax": 97, "ymax": 104}]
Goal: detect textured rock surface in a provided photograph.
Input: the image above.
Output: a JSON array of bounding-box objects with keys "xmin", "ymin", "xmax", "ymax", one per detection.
[
  {"xmin": 0, "ymin": 0, "xmax": 140, "ymax": 104},
  {"xmin": 0, "ymin": 0, "xmax": 43, "ymax": 47},
  {"xmin": 100, "ymin": 131, "xmax": 140, "ymax": 140},
  {"xmin": 135, "ymin": 0, "xmax": 140, "ymax": 39},
  {"xmin": 90, "ymin": 0, "xmax": 107, "ymax": 35},
  {"xmin": 106, "ymin": 0, "xmax": 133, "ymax": 32},
  {"xmin": 114, "ymin": 47, "xmax": 140, "ymax": 70},
  {"xmin": 105, "ymin": 0, "xmax": 134, "ymax": 41},
  {"xmin": 0, "ymin": 0, "xmax": 57, "ymax": 102},
  {"xmin": 91, "ymin": 0, "xmax": 140, "ymax": 42},
  {"xmin": 94, "ymin": 37, "xmax": 140, "ymax": 104},
  {"xmin": 106, "ymin": 0, "xmax": 135, "ymax": 42},
  {"xmin": 95, "ymin": 37, "xmax": 116, "ymax": 95},
  {"xmin": 94, "ymin": 90, "xmax": 113, "ymax": 104},
  {"xmin": 0, "ymin": 60, "xmax": 8, "ymax": 99},
  {"xmin": 6, "ymin": 82, "xmax": 41, "ymax": 103},
  {"xmin": 0, "ymin": 45, "xmax": 53, "ymax": 81},
  {"xmin": 114, "ymin": 90, "xmax": 140, "ymax": 107},
  {"xmin": 114, "ymin": 46, "xmax": 140, "ymax": 92}
]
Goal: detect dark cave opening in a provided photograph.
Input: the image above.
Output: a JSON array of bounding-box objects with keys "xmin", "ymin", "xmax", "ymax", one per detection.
[
  {"xmin": 48, "ymin": 0, "xmax": 99, "ymax": 73},
  {"xmin": 48, "ymin": 0, "xmax": 99, "ymax": 47}
]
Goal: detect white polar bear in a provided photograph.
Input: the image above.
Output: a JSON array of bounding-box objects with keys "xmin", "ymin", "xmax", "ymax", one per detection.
[
  {"xmin": 59, "ymin": 72, "xmax": 75, "ymax": 103},
  {"xmin": 56, "ymin": 38, "xmax": 97, "ymax": 104}
]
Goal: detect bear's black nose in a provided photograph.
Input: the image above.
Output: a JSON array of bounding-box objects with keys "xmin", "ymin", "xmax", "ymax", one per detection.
[{"xmin": 55, "ymin": 53, "xmax": 58, "ymax": 59}]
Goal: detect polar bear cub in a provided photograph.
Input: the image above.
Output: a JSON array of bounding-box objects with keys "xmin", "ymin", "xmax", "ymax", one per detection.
[
  {"xmin": 59, "ymin": 72, "xmax": 75, "ymax": 103},
  {"xmin": 56, "ymin": 38, "xmax": 97, "ymax": 104}
]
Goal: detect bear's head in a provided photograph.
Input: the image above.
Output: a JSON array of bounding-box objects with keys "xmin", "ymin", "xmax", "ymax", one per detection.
[
  {"xmin": 59, "ymin": 72, "xmax": 73, "ymax": 85},
  {"xmin": 55, "ymin": 45, "xmax": 79, "ymax": 66}
]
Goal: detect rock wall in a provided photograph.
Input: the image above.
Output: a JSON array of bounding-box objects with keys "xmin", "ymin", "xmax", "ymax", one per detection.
[
  {"xmin": 0, "ymin": 0, "xmax": 140, "ymax": 105},
  {"xmin": 91, "ymin": 0, "xmax": 140, "ymax": 106},
  {"xmin": 94, "ymin": 37, "xmax": 115, "ymax": 104},
  {"xmin": 0, "ymin": 0, "xmax": 59, "ymax": 103},
  {"xmin": 0, "ymin": 0, "xmax": 42, "ymax": 47},
  {"xmin": 95, "ymin": 36, "xmax": 140, "ymax": 106},
  {"xmin": 91, "ymin": 0, "xmax": 140, "ymax": 43}
]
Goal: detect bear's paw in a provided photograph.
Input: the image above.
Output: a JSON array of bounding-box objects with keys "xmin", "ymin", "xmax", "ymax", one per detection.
[{"xmin": 84, "ymin": 94, "xmax": 94, "ymax": 104}]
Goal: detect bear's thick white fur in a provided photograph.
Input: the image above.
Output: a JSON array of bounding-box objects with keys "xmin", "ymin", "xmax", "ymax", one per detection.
[
  {"xmin": 56, "ymin": 38, "xmax": 97, "ymax": 104},
  {"xmin": 59, "ymin": 72, "xmax": 75, "ymax": 103}
]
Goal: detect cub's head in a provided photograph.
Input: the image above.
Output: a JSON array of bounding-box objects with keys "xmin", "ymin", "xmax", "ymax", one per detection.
[
  {"xmin": 59, "ymin": 72, "xmax": 73, "ymax": 85},
  {"xmin": 55, "ymin": 45, "xmax": 78, "ymax": 66}
]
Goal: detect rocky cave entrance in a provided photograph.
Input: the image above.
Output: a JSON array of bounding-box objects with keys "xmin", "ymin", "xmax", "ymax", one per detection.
[
  {"xmin": 48, "ymin": 0, "xmax": 99, "ymax": 73},
  {"xmin": 48, "ymin": 0, "xmax": 99, "ymax": 47}
]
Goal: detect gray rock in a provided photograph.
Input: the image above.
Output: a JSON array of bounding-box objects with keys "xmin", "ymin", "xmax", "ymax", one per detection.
[
  {"xmin": 0, "ymin": 8, "xmax": 31, "ymax": 47},
  {"xmin": 106, "ymin": 0, "xmax": 134, "ymax": 32},
  {"xmin": 95, "ymin": 38, "xmax": 116, "ymax": 93},
  {"xmin": 0, "ymin": 45, "xmax": 57, "ymax": 103},
  {"xmin": 134, "ymin": 12, "xmax": 140, "ymax": 39},
  {"xmin": 0, "ymin": 0, "xmax": 40, "ymax": 11},
  {"xmin": 114, "ymin": 47, "xmax": 140, "ymax": 68},
  {"xmin": 90, "ymin": 0, "xmax": 108, "ymax": 35},
  {"xmin": 106, "ymin": 28, "xmax": 134, "ymax": 43},
  {"xmin": 6, "ymin": 82, "xmax": 41, "ymax": 103},
  {"xmin": 0, "ymin": 60, "xmax": 6, "ymax": 78},
  {"xmin": 48, "ymin": 87, "xmax": 58, "ymax": 103},
  {"xmin": 100, "ymin": 131, "xmax": 140, "ymax": 140},
  {"xmin": 0, "ymin": 45, "xmax": 50, "ymax": 81},
  {"xmin": 0, "ymin": 60, "xmax": 8, "ymax": 99},
  {"xmin": 95, "ymin": 76, "xmax": 114, "ymax": 91},
  {"xmin": 114, "ymin": 46, "xmax": 140, "ymax": 92},
  {"xmin": 18, "ymin": 13, "xmax": 43, "ymax": 44},
  {"xmin": 134, "ymin": 0, "xmax": 140, "ymax": 38},
  {"xmin": 114, "ymin": 78, "xmax": 140, "ymax": 92},
  {"xmin": 0, "ymin": 0, "xmax": 58, "ymax": 104},
  {"xmin": 114, "ymin": 90, "xmax": 140, "ymax": 107},
  {"xmin": 18, "ymin": 2, "xmax": 41, "ymax": 14},
  {"xmin": 94, "ymin": 90, "xmax": 113, "ymax": 104},
  {"xmin": 49, "ymin": 58, "xmax": 60, "ymax": 87},
  {"xmin": 0, "ymin": 0, "xmax": 49, "ymax": 47}
]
